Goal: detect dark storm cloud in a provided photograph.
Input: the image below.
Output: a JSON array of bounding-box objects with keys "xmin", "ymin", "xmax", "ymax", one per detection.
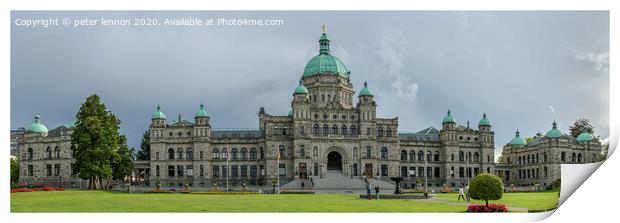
[{"xmin": 11, "ymin": 11, "xmax": 609, "ymax": 158}]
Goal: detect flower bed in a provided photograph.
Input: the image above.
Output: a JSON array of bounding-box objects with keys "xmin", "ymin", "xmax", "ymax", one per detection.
[
  {"xmin": 280, "ymin": 190, "xmax": 315, "ymax": 194},
  {"xmin": 11, "ymin": 187, "xmax": 64, "ymax": 193},
  {"xmin": 11, "ymin": 188, "xmax": 34, "ymax": 193},
  {"xmin": 467, "ymin": 204, "xmax": 508, "ymax": 212},
  {"xmin": 144, "ymin": 189, "xmax": 174, "ymax": 194}
]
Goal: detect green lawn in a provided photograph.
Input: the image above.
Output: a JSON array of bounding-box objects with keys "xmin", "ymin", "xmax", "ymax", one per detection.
[
  {"xmin": 11, "ymin": 190, "xmax": 559, "ymax": 213},
  {"xmin": 434, "ymin": 191, "xmax": 559, "ymax": 211},
  {"xmin": 11, "ymin": 190, "xmax": 465, "ymax": 213}
]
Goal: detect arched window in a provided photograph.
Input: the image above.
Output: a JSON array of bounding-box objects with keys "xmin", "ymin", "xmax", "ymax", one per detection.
[
  {"xmin": 386, "ymin": 127, "xmax": 392, "ymax": 137},
  {"xmin": 341, "ymin": 125, "xmax": 347, "ymax": 135},
  {"xmin": 313, "ymin": 124, "xmax": 320, "ymax": 134},
  {"xmin": 427, "ymin": 151, "xmax": 432, "ymax": 161},
  {"xmin": 400, "ymin": 150, "xmax": 407, "ymax": 161},
  {"xmin": 467, "ymin": 152, "xmax": 472, "ymax": 162},
  {"xmin": 212, "ymin": 148, "xmax": 220, "ymax": 159},
  {"xmin": 434, "ymin": 151, "xmax": 440, "ymax": 161},
  {"xmin": 231, "ymin": 148, "xmax": 238, "ymax": 160},
  {"xmin": 177, "ymin": 148, "xmax": 183, "ymax": 159},
  {"xmin": 544, "ymin": 152, "xmax": 547, "ymax": 162},
  {"xmin": 418, "ymin": 150, "xmax": 424, "ymax": 161},
  {"xmin": 168, "ymin": 148, "xmax": 174, "ymax": 159},
  {"xmin": 350, "ymin": 125, "xmax": 357, "ymax": 135},
  {"xmin": 46, "ymin": 147, "xmax": 52, "ymax": 158},
  {"xmin": 409, "ymin": 150, "xmax": 415, "ymax": 161},
  {"xmin": 353, "ymin": 147, "xmax": 358, "ymax": 158},
  {"xmin": 241, "ymin": 148, "xmax": 248, "ymax": 160},
  {"xmin": 186, "ymin": 148, "xmax": 193, "ymax": 160},
  {"xmin": 473, "ymin": 152, "xmax": 479, "ymax": 162},
  {"xmin": 578, "ymin": 153, "xmax": 583, "ymax": 163},
  {"xmin": 381, "ymin": 147, "xmax": 388, "ymax": 158},
  {"xmin": 571, "ymin": 152, "xmax": 576, "ymax": 162},
  {"xmin": 314, "ymin": 163, "xmax": 319, "ymax": 176},
  {"xmin": 322, "ymin": 124, "xmax": 329, "ymax": 134},
  {"xmin": 331, "ymin": 125, "xmax": 338, "ymax": 134},
  {"xmin": 273, "ymin": 125, "xmax": 279, "ymax": 135},
  {"xmin": 561, "ymin": 152, "xmax": 566, "ymax": 161},
  {"xmin": 279, "ymin": 145, "xmax": 286, "ymax": 158},
  {"xmin": 458, "ymin": 151, "xmax": 464, "ymax": 162},
  {"xmin": 54, "ymin": 146, "xmax": 60, "ymax": 158},
  {"xmin": 313, "ymin": 146, "xmax": 318, "ymax": 157},
  {"xmin": 222, "ymin": 148, "xmax": 228, "ymax": 159},
  {"xmin": 27, "ymin": 148, "xmax": 33, "ymax": 160},
  {"xmin": 518, "ymin": 156, "xmax": 522, "ymax": 165},
  {"xmin": 377, "ymin": 127, "xmax": 384, "ymax": 137},
  {"xmin": 250, "ymin": 148, "xmax": 257, "ymax": 160},
  {"xmin": 282, "ymin": 127, "xmax": 287, "ymax": 135}
]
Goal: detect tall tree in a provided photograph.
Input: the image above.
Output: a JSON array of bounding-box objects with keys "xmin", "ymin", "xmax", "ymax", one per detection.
[
  {"xmin": 10, "ymin": 158, "xmax": 19, "ymax": 183},
  {"xmin": 71, "ymin": 94, "xmax": 124, "ymax": 190},
  {"xmin": 112, "ymin": 135, "xmax": 134, "ymax": 182},
  {"xmin": 135, "ymin": 130, "xmax": 150, "ymax": 160},
  {"xmin": 569, "ymin": 118, "xmax": 594, "ymax": 138}
]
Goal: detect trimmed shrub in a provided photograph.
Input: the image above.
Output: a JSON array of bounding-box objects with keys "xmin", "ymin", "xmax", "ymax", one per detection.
[
  {"xmin": 144, "ymin": 189, "xmax": 174, "ymax": 194},
  {"xmin": 467, "ymin": 204, "xmax": 508, "ymax": 212},
  {"xmin": 469, "ymin": 173, "xmax": 504, "ymax": 206}
]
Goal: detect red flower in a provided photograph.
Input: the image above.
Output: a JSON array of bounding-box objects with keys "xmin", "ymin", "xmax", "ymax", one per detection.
[{"xmin": 467, "ymin": 203, "xmax": 508, "ymax": 212}]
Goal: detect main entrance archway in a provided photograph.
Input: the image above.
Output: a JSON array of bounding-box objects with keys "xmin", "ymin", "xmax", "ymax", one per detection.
[{"xmin": 327, "ymin": 151, "xmax": 343, "ymax": 171}]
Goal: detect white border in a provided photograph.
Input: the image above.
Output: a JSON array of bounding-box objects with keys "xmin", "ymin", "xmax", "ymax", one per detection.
[{"xmin": 1, "ymin": 1, "xmax": 617, "ymax": 223}]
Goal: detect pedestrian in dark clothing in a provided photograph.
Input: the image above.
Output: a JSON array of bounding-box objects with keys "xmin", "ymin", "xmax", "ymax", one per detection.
[
  {"xmin": 301, "ymin": 181, "xmax": 305, "ymax": 190},
  {"xmin": 366, "ymin": 182, "xmax": 372, "ymax": 200},
  {"xmin": 375, "ymin": 186, "xmax": 380, "ymax": 200}
]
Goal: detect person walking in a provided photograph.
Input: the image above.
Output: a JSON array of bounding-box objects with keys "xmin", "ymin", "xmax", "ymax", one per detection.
[
  {"xmin": 301, "ymin": 181, "xmax": 305, "ymax": 190},
  {"xmin": 465, "ymin": 184, "xmax": 470, "ymax": 202},
  {"xmin": 375, "ymin": 186, "xmax": 380, "ymax": 200},
  {"xmin": 457, "ymin": 184, "xmax": 466, "ymax": 201},
  {"xmin": 366, "ymin": 181, "xmax": 372, "ymax": 200}
]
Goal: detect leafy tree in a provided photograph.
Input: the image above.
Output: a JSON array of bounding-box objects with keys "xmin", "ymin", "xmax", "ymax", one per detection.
[
  {"xmin": 112, "ymin": 135, "xmax": 134, "ymax": 181},
  {"xmin": 135, "ymin": 130, "xmax": 150, "ymax": 160},
  {"xmin": 71, "ymin": 94, "xmax": 125, "ymax": 190},
  {"xmin": 10, "ymin": 158, "xmax": 19, "ymax": 183},
  {"xmin": 569, "ymin": 118, "xmax": 594, "ymax": 138},
  {"xmin": 469, "ymin": 173, "xmax": 504, "ymax": 206}
]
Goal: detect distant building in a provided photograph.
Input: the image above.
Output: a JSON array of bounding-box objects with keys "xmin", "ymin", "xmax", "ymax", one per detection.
[{"xmin": 10, "ymin": 127, "xmax": 26, "ymax": 157}]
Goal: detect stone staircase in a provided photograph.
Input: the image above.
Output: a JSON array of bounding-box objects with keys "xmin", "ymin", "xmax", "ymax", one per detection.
[{"xmin": 281, "ymin": 170, "xmax": 395, "ymax": 191}]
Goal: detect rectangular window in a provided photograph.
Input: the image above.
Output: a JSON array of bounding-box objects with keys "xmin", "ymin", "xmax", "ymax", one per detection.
[
  {"xmin": 260, "ymin": 165, "xmax": 265, "ymax": 176},
  {"xmin": 450, "ymin": 166, "xmax": 454, "ymax": 177},
  {"xmin": 186, "ymin": 165, "xmax": 193, "ymax": 176},
  {"xmin": 156, "ymin": 165, "xmax": 160, "ymax": 177},
  {"xmin": 200, "ymin": 151, "xmax": 204, "ymax": 159},
  {"xmin": 240, "ymin": 165, "xmax": 248, "ymax": 178},
  {"xmin": 426, "ymin": 167, "xmax": 432, "ymax": 177},
  {"xmin": 279, "ymin": 164, "xmax": 286, "ymax": 176},
  {"xmin": 222, "ymin": 166, "xmax": 228, "ymax": 177},
  {"xmin": 213, "ymin": 165, "xmax": 220, "ymax": 177},
  {"xmin": 434, "ymin": 167, "xmax": 440, "ymax": 177},
  {"xmin": 458, "ymin": 167, "xmax": 464, "ymax": 178},
  {"xmin": 300, "ymin": 145, "xmax": 305, "ymax": 158},
  {"xmin": 231, "ymin": 165, "xmax": 238, "ymax": 177},
  {"xmin": 199, "ymin": 164, "xmax": 204, "ymax": 176},
  {"xmin": 177, "ymin": 165, "xmax": 184, "ymax": 177},
  {"xmin": 168, "ymin": 166, "xmax": 175, "ymax": 177},
  {"xmin": 54, "ymin": 164, "xmax": 61, "ymax": 176},
  {"xmin": 409, "ymin": 167, "xmax": 416, "ymax": 177},
  {"xmin": 366, "ymin": 146, "xmax": 372, "ymax": 158},
  {"xmin": 46, "ymin": 164, "xmax": 52, "ymax": 176},
  {"xmin": 418, "ymin": 167, "xmax": 424, "ymax": 177},
  {"xmin": 381, "ymin": 164, "xmax": 388, "ymax": 176},
  {"xmin": 156, "ymin": 152, "xmax": 160, "ymax": 160},
  {"xmin": 473, "ymin": 167, "xmax": 479, "ymax": 176},
  {"xmin": 250, "ymin": 165, "xmax": 257, "ymax": 178},
  {"xmin": 28, "ymin": 165, "xmax": 34, "ymax": 176}
]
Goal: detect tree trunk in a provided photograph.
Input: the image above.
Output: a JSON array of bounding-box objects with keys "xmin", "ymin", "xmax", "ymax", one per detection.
[
  {"xmin": 99, "ymin": 176, "xmax": 104, "ymax": 190},
  {"xmin": 105, "ymin": 176, "xmax": 111, "ymax": 190},
  {"xmin": 486, "ymin": 200, "xmax": 489, "ymax": 207}
]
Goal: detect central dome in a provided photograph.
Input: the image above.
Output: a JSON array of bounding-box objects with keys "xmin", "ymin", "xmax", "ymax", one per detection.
[{"xmin": 303, "ymin": 31, "xmax": 349, "ymax": 78}]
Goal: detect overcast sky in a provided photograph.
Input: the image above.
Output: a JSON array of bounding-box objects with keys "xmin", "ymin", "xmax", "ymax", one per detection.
[{"xmin": 11, "ymin": 11, "xmax": 609, "ymax": 159}]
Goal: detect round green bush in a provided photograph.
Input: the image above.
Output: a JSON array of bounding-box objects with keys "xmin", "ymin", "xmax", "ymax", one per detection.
[{"xmin": 469, "ymin": 173, "xmax": 504, "ymax": 206}]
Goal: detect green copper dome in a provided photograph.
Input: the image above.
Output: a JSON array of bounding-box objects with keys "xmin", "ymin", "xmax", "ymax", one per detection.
[
  {"xmin": 302, "ymin": 30, "xmax": 350, "ymax": 78},
  {"xmin": 545, "ymin": 121, "xmax": 562, "ymax": 138},
  {"xmin": 294, "ymin": 80, "xmax": 308, "ymax": 94},
  {"xmin": 478, "ymin": 113, "xmax": 491, "ymax": 126},
  {"xmin": 576, "ymin": 132, "xmax": 594, "ymax": 142},
  {"xmin": 28, "ymin": 115, "xmax": 48, "ymax": 133},
  {"xmin": 195, "ymin": 103, "xmax": 208, "ymax": 118},
  {"xmin": 359, "ymin": 81, "xmax": 374, "ymax": 97},
  {"xmin": 509, "ymin": 130, "xmax": 527, "ymax": 146},
  {"xmin": 288, "ymin": 109, "xmax": 293, "ymax": 117},
  {"xmin": 442, "ymin": 110, "xmax": 456, "ymax": 124},
  {"xmin": 151, "ymin": 105, "xmax": 166, "ymax": 119}
]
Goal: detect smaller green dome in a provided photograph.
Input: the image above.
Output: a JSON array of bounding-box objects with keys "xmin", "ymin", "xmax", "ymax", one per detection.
[
  {"xmin": 478, "ymin": 113, "xmax": 491, "ymax": 126},
  {"xmin": 195, "ymin": 103, "xmax": 208, "ymax": 118},
  {"xmin": 442, "ymin": 110, "xmax": 456, "ymax": 124},
  {"xmin": 509, "ymin": 130, "xmax": 527, "ymax": 146},
  {"xmin": 28, "ymin": 115, "xmax": 48, "ymax": 134},
  {"xmin": 288, "ymin": 109, "xmax": 293, "ymax": 117},
  {"xmin": 576, "ymin": 132, "xmax": 594, "ymax": 142},
  {"xmin": 294, "ymin": 80, "xmax": 308, "ymax": 94},
  {"xmin": 359, "ymin": 81, "xmax": 374, "ymax": 97},
  {"xmin": 151, "ymin": 105, "xmax": 166, "ymax": 119},
  {"xmin": 545, "ymin": 121, "xmax": 562, "ymax": 138},
  {"xmin": 66, "ymin": 119, "xmax": 78, "ymax": 128}
]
